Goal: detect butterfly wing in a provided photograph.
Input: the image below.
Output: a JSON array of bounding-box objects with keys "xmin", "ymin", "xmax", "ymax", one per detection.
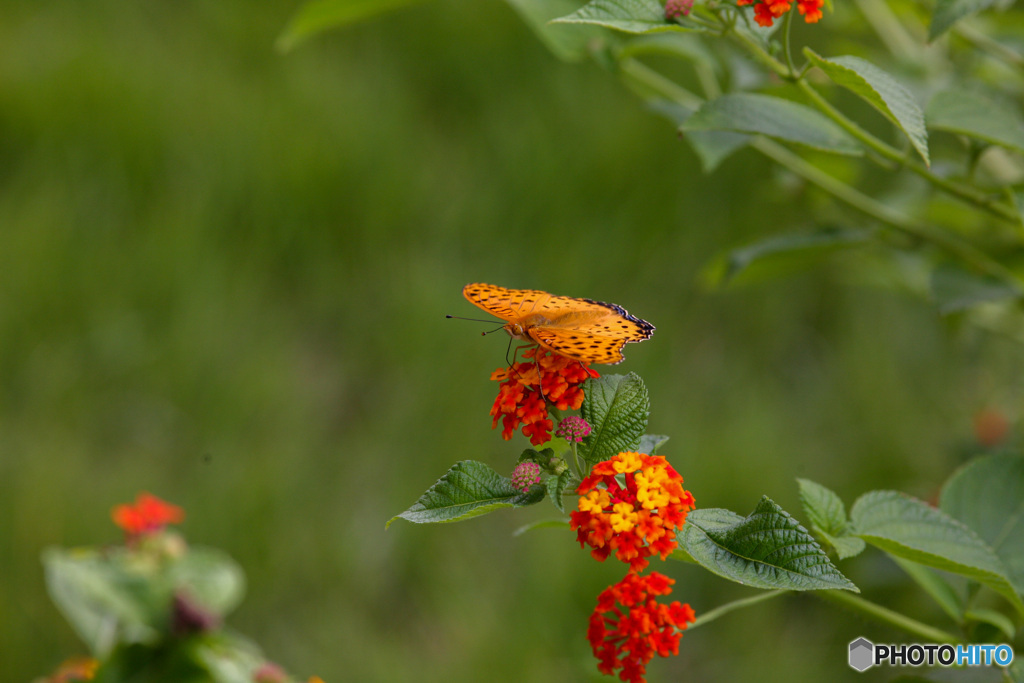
[
  {"xmin": 528, "ymin": 297, "xmax": 655, "ymax": 365},
  {"xmin": 463, "ymin": 283, "xmax": 553, "ymax": 323}
]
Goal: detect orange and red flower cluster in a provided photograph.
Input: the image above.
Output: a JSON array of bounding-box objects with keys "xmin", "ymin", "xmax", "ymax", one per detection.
[
  {"xmin": 737, "ymin": 0, "xmax": 823, "ymax": 26},
  {"xmin": 588, "ymin": 571, "xmax": 696, "ymax": 683},
  {"xmin": 570, "ymin": 451, "xmax": 695, "ymax": 572},
  {"xmin": 490, "ymin": 347, "xmax": 596, "ymax": 446},
  {"xmin": 111, "ymin": 491, "xmax": 184, "ymax": 539}
]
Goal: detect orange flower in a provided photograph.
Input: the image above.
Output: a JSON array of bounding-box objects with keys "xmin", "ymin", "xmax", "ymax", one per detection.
[
  {"xmin": 489, "ymin": 347, "xmax": 597, "ymax": 446},
  {"xmin": 570, "ymin": 452, "xmax": 694, "ymax": 572},
  {"xmin": 587, "ymin": 571, "xmax": 695, "ymax": 683},
  {"xmin": 111, "ymin": 492, "xmax": 184, "ymax": 538},
  {"xmin": 739, "ymin": 0, "xmax": 821, "ymax": 26}
]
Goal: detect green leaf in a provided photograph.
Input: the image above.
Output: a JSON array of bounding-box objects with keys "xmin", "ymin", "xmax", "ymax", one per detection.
[
  {"xmin": 929, "ymin": 0, "xmax": 999, "ymax": 40},
  {"xmin": 804, "ymin": 50, "xmax": 929, "ymax": 165},
  {"xmin": 797, "ymin": 478, "xmax": 865, "ymax": 559},
  {"xmin": 43, "ymin": 547, "xmax": 166, "ymax": 656},
  {"xmin": 851, "ymin": 490, "xmax": 1024, "ymax": 618},
  {"xmin": 940, "ymin": 453, "xmax": 1024, "ymax": 596},
  {"xmin": 647, "ymin": 100, "xmax": 749, "ymax": 172},
  {"xmin": 681, "ymin": 93, "xmax": 863, "ymax": 156},
  {"xmin": 167, "ymin": 547, "xmax": 246, "ymax": 619},
  {"xmin": 678, "ymin": 498, "xmax": 858, "ymax": 591},
  {"xmin": 276, "ymin": 0, "xmax": 429, "ymax": 52},
  {"xmin": 703, "ymin": 227, "xmax": 871, "ymax": 288},
  {"xmin": 638, "ymin": 434, "xmax": 669, "ymax": 454},
  {"xmin": 930, "ymin": 264, "xmax": 1022, "ymax": 314},
  {"xmin": 927, "ymin": 89, "xmax": 1024, "ymax": 155},
  {"xmin": 545, "ymin": 471, "xmax": 573, "ymax": 513},
  {"xmin": 616, "ymin": 33, "xmax": 718, "ymax": 69},
  {"xmin": 552, "ymin": 0, "xmax": 687, "ymax": 34},
  {"xmin": 387, "ymin": 461, "xmax": 544, "ymax": 527},
  {"xmin": 964, "ymin": 608, "xmax": 1017, "ymax": 640},
  {"xmin": 890, "ymin": 556, "xmax": 965, "ymax": 621},
  {"xmin": 504, "ymin": 0, "xmax": 606, "ymax": 62},
  {"xmin": 579, "ymin": 373, "xmax": 649, "ymax": 464}
]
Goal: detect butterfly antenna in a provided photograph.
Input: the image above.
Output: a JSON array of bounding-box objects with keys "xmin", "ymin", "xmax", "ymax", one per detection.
[{"xmin": 446, "ymin": 315, "xmax": 505, "ymax": 336}]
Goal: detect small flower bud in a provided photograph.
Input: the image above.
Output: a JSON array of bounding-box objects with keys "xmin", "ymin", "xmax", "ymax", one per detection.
[
  {"xmin": 555, "ymin": 416, "xmax": 592, "ymax": 443},
  {"xmin": 665, "ymin": 0, "xmax": 693, "ymax": 18},
  {"xmin": 511, "ymin": 462, "xmax": 543, "ymax": 493}
]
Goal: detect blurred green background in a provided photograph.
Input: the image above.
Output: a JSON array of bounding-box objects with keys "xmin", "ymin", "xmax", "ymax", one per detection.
[{"xmin": 2, "ymin": 1, "xmax": 1020, "ymax": 681}]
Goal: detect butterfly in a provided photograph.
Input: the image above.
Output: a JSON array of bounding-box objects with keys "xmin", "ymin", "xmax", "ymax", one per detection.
[{"xmin": 462, "ymin": 283, "xmax": 654, "ymax": 365}]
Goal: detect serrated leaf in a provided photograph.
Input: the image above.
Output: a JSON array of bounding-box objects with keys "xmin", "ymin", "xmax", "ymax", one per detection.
[
  {"xmin": 505, "ymin": 0, "xmax": 605, "ymax": 62},
  {"xmin": 276, "ymin": 0, "xmax": 429, "ymax": 52},
  {"xmin": 704, "ymin": 227, "xmax": 871, "ymax": 287},
  {"xmin": 545, "ymin": 471, "xmax": 573, "ymax": 513},
  {"xmin": 797, "ymin": 479, "xmax": 865, "ymax": 559},
  {"xmin": 682, "ymin": 93, "xmax": 863, "ymax": 156},
  {"xmin": 387, "ymin": 461, "xmax": 545, "ymax": 527},
  {"xmin": 798, "ymin": 479, "xmax": 849, "ymax": 536},
  {"xmin": 804, "ymin": 50, "xmax": 929, "ymax": 165},
  {"xmin": 930, "ymin": 264, "xmax": 1022, "ymax": 314},
  {"xmin": 552, "ymin": 0, "xmax": 688, "ymax": 34},
  {"xmin": 929, "ymin": 0, "xmax": 999, "ymax": 40},
  {"xmin": 43, "ymin": 547, "xmax": 165, "ymax": 656},
  {"xmin": 579, "ymin": 373, "xmax": 649, "ymax": 464},
  {"xmin": 638, "ymin": 434, "xmax": 669, "ymax": 454},
  {"xmin": 940, "ymin": 453, "xmax": 1024, "ymax": 596},
  {"xmin": 851, "ymin": 490, "xmax": 1024, "ymax": 618},
  {"xmin": 678, "ymin": 498, "xmax": 858, "ymax": 591},
  {"xmin": 927, "ymin": 89, "xmax": 1024, "ymax": 155}
]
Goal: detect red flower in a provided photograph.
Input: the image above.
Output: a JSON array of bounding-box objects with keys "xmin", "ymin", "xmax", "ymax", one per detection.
[
  {"xmin": 570, "ymin": 452, "xmax": 695, "ymax": 572},
  {"xmin": 489, "ymin": 347, "xmax": 597, "ymax": 446},
  {"xmin": 587, "ymin": 571, "xmax": 696, "ymax": 683},
  {"xmin": 111, "ymin": 492, "xmax": 184, "ymax": 538},
  {"xmin": 739, "ymin": 0, "xmax": 821, "ymax": 26}
]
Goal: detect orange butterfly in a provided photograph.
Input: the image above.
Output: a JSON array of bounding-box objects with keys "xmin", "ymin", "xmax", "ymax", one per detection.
[{"xmin": 462, "ymin": 283, "xmax": 654, "ymax": 365}]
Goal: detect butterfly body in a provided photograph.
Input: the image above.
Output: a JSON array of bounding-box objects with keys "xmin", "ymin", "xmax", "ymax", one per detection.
[{"xmin": 462, "ymin": 283, "xmax": 654, "ymax": 365}]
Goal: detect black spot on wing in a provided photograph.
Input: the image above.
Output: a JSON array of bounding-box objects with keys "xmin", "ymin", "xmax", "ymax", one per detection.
[{"xmin": 579, "ymin": 298, "xmax": 655, "ymax": 340}]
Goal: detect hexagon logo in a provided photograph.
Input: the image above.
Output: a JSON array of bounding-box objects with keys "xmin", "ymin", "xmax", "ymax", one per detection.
[{"xmin": 849, "ymin": 637, "xmax": 874, "ymax": 672}]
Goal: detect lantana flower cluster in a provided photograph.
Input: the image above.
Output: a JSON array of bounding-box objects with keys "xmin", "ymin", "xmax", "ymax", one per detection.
[
  {"xmin": 737, "ymin": 0, "xmax": 824, "ymax": 27},
  {"xmin": 570, "ymin": 451, "xmax": 696, "ymax": 572},
  {"xmin": 588, "ymin": 571, "xmax": 696, "ymax": 683},
  {"xmin": 111, "ymin": 491, "xmax": 185, "ymax": 541},
  {"xmin": 489, "ymin": 347, "xmax": 596, "ymax": 445}
]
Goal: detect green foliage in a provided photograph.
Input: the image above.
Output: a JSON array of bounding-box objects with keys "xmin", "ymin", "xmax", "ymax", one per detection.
[
  {"xmin": 388, "ymin": 460, "xmax": 546, "ymax": 526},
  {"xmin": 677, "ymin": 498, "xmax": 857, "ymax": 591},
  {"xmin": 940, "ymin": 453, "xmax": 1024, "ymax": 595},
  {"xmin": 551, "ymin": 0, "xmax": 690, "ymax": 34},
  {"xmin": 803, "ymin": 50, "xmax": 929, "ymax": 165},
  {"xmin": 579, "ymin": 373, "xmax": 649, "ymax": 464},
  {"xmin": 797, "ymin": 478, "xmax": 865, "ymax": 559},
  {"xmin": 851, "ymin": 490, "xmax": 1024, "ymax": 618},
  {"xmin": 682, "ymin": 94, "xmax": 863, "ymax": 156},
  {"xmin": 926, "ymin": 89, "xmax": 1024, "ymax": 156},
  {"xmin": 277, "ymin": 0, "xmax": 428, "ymax": 51}
]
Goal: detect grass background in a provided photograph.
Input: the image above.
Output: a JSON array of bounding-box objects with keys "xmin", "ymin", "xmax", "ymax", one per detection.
[{"xmin": 2, "ymin": 1, "xmax": 1019, "ymax": 681}]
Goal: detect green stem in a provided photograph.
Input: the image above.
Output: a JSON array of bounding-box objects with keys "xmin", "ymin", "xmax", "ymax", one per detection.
[
  {"xmin": 796, "ymin": 78, "xmax": 1018, "ymax": 223},
  {"xmin": 688, "ymin": 590, "xmax": 789, "ymax": 630},
  {"xmin": 817, "ymin": 590, "xmax": 963, "ymax": 644},
  {"xmin": 617, "ymin": 57, "xmax": 1024, "ymax": 288},
  {"xmin": 724, "ymin": 18, "xmax": 792, "ymax": 79},
  {"xmin": 752, "ymin": 137, "xmax": 1024, "ymax": 287},
  {"xmin": 782, "ymin": 10, "xmax": 798, "ymax": 78}
]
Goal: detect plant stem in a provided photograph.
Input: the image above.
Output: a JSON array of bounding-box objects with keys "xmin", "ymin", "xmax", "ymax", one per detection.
[
  {"xmin": 817, "ymin": 590, "xmax": 963, "ymax": 644},
  {"xmin": 795, "ymin": 78, "xmax": 1019, "ymax": 223},
  {"xmin": 616, "ymin": 58, "xmax": 1024, "ymax": 288},
  {"xmin": 955, "ymin": 22, "xmax": 1024, "ymax": 71},
  {"xmin": 688, "ymin": 590, "xmax": 789, "ymax": 629},
  {"xmin": 782, "ymin": 10, "xmax": 798, "ymax": 78},
  {"xmin": 752, "ymin": 137, "xmax": 1024, "ymax": 287}
]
